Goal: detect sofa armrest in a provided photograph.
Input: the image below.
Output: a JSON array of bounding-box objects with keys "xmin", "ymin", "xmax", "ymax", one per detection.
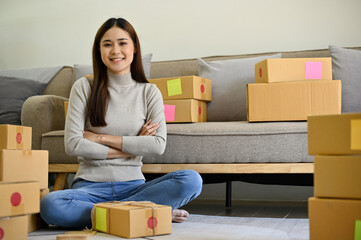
[{"xmin": 21, "ymin": 95, "xmax": 68, "ymax": 150}]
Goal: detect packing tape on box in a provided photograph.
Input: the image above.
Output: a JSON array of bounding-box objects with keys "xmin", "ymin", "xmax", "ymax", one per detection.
[
  {"xmin": 91, "ymin": 201, "xmax": 158, "ymax": 236},
  {"xmin": 351, "ymin": 120, "xmax": 361, "ymax": 150},
  {"xmin": 16, "ymin": 126, "xmax": 24, "ymax": 149}
]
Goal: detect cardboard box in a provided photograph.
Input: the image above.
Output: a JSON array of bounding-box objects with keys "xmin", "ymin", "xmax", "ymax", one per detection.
[
  {"xmin": 0, "ymin": 181, "xmax": 40, "ymax": 218},
  {"xmin": 28, "ymin": 189, "xmax": 50, "ymax": 233},
  {"xmin": 247, "ymin": 80, "xmax": 341, "ymax": 122},
  {"xmin": 64, "ymin": 101, "xmax": 68, "ymax": 118},
  {"xmin": 255, "ymin": 58, "xmax": 332, "ymax": 83},
  {"xmin": 92, "ymin": 201, "xmax": 172, "ymax": 238},
  {"xmin": 308, "ymin": 113, "xmax": 361, "ymax": 155},
  {"xmin": 309, "ymin": 197, "xmax": 361, "ymax": 240},
  {"xmin": 0, "ymin": 125, "xmax": 32, "ymax": 150},
  {"xmin": 0, "ymin": 215, "xmax": 28, "ymax": 240},
  {"xmin": 0, "ymin": 150, "xmax": 48, "ymax": 189},
  {"xmin": 314, "ymin": 155, "xmax": 361, "ymax": 199},
  {"xmin": 148, "ymin": 75, "xmax": 212, "ymax": 101},
  {"xmin": 163, "ymin": 99, "xmax": 207, "ymax": 123}
]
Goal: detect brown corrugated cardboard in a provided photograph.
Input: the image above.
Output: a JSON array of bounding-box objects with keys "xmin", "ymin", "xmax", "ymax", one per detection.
[
  {"xmin": 64, "ymin": 101, "xmax": 68, "ymax": 118},
  {"xmin": 255, "ymin": 58, "xmax": 332, "ymax": 83},
  {"xmin": 92, "ymin": 201, "xmax": 172, "ymax": 238},
  {"xmin": 308, "ymin": 113, "xmax": 361, "ymax": 155},
  {"xmin": 0, "ymin": 150, "xmax": 48, "ymax": 189},
  {"xmin": 0, "ymin": 125, "xmax": 32, "ymax": 150},
  {"xmin": 0, "ymin": 181, "xmax": 40, "ymax": 218},
  {"xmin": 309, "ymin": 197, "xmax": 361, "ymax": 240},
  {"xmin": 0, "ymin": 215, "xmax": 28, "ymax": 240},
  {"xmin": 247, "ymin": 80, "xmax": 341, "ymax": 122},
  {"xmin": 163, "ymin": 99, "xmax": 207, "ymax": 123},
  {"xmin": 314, "ymin": 155, "xmax": 361, "ymax": 199},
  {"xmin": 148, "ymin": 75, "xmax": 212, "ymax": 101},
  {"xmin": 28, "ymin": 189, "xmax": 50, "ymax": 233}
]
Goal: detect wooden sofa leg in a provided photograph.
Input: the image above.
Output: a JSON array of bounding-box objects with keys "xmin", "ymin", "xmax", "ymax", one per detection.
[
  {"xmin": 226, "ymin": 181, "xmax": 232, "ymax": 208},
  {"xmin": 53, "ymin": 173, "xmax": 69, "ymax": 191}
]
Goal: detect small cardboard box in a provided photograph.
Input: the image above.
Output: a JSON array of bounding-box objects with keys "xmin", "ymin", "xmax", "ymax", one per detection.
[
  {"xmin": 314, "ymin": 155, "xmax": 361, "ymax": 199},
  {"xmin": 148, "ymin": 75, "xmax": 212, "ymax": 101},
  {"xmin": 28, "ymin": 189, "xmax": 50, "ymax": 233},
  {"xmin": 0, "ymin": 181, "xmax": 40, "ymax": 218},
  {"xmin": 0, "ymin": 150, "xmax": 49, "ymax": 189},
  {"xmin": 308, "ymin": 113, "xmax": 361, "ymax": 155},
  {"xmin": 255, "ymin": 58, "xmax": 332, "ymax": 83},
  {"xmin": 247, "ymin": 80, "xmax": 341, "ymax": 122},
  {"xmin": 163, "ymin": 99, "xmax": 207, "ymax": 123},
  {"xmin": 0, "ymin": 215, "xmax": 28, "ymax": 240},
  {"xmin": 309, "ymin": 197, "xmax": 361, "ymax": 240},
  {"xmin": 0, "ymin": 125, "xmax": 32, "ymax": 150},
  {"xmin": 92, "ymin": 201, "xmax": 172, "ymax": 238}
]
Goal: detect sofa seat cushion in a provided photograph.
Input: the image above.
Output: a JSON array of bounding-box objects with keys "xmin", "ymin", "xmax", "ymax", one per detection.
[
  {"xmin": 144, "ymin": 121, "xmax": 311, "ymax": 164},
  {"xmin": 42, "ymin": 130, "xmax": 77, "ymax": 164},
  {"xmin": 43, "ymin": 122, "xmax": 312, "ymax": 164}
]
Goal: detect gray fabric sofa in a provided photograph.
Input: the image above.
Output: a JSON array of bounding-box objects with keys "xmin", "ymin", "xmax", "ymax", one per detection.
[{"xmin": 20, "ymin": 47, "xmax": 361, "ymax": 202}]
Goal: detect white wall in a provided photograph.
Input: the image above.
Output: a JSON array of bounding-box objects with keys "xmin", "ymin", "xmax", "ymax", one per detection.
[{"xmin": 1, "ymin": 0, "xmax": 361, "ymax": 70}]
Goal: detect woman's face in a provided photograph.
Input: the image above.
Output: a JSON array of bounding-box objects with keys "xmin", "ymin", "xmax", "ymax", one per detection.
[{"xmin": 100, "ymin": 26, "xmax": 135, "ymax": 75}]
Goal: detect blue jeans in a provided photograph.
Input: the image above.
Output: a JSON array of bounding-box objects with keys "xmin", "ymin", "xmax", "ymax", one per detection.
[{"xmin": 40, "ymin": 170, "xmax": 202, "ymax": 229}]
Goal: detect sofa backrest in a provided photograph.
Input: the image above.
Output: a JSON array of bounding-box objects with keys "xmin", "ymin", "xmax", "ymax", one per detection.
[{"xmin": 44, "ymin": 47, "xmax": 361, "ymax": 99}]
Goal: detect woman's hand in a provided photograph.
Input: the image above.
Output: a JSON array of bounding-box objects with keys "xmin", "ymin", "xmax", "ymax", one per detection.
[
  {"xmin": 138, "ymin": 119, "xmax": 159, "ymax": 136},
  {"xmin": 83, "ymin": 130, "xmax": 102, "ymax": 143}
]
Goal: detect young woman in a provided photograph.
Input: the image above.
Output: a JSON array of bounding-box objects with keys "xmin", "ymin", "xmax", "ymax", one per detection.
[{"xmin": 40, "ymin": 18, "xmax": 202, "ymax": 229}]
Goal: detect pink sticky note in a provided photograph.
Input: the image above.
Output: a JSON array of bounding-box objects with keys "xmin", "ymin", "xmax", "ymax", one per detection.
[
  {"xmin": 305, "ymin": 62, "xmax": 322, "ymax": 79},
  {"xmin": 164, "ymin": 104, "xmax": 175, "ymax": 122}
]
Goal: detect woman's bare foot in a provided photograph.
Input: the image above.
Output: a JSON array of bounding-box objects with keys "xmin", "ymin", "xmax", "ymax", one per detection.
[{"xmin": 172, "ymin": 209, "xmax": 189, "ymax": 223}]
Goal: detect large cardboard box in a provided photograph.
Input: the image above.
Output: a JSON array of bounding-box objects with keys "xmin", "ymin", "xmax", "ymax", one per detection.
[
  {"xmin": 0, "ymin": 150, "xmax": 48, "ymax": 189},
  {"xmin": 163, "ymin": 99, "xmax": 207, "ymax": 123},
  {"xmin": 92, "ymin": 201, "xmax": 172, "ymax": 238},
  {"xmin": 148, "ymin": 76, "xmax": 212, "ymax": 101},
  {"xmin": 0, "ymin": 215, "xmax": 28, "ymax": 240},
  {"xmin": 309, "ymin": 197, "xmax": 361, "ymax": 240},
  {"xmin": 0, "ymin": 125, "xmax": 32, "ymax": 150},
  {"xmin": 308, "ymin": 113, "xmax": 361, "ymax": 155},
  {"xmin": 314, "ymin": 155, "xmax": 361, "ymax": 199},
  {"xmin": 0, "ymin": 181, "xmax": 40, "ymax": 218},
  {"xmin": 247, "ymin": 80, "xmax": 341, "ymax": 122},
  {"xmin": 255, "ymin": 58, "xmax": 332, "ymax": 83}
]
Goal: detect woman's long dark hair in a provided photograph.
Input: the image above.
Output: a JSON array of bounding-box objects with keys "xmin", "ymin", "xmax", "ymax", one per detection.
[{"xmin": 87, "ymin": 18, "xmax": 148, "ymax": 127}]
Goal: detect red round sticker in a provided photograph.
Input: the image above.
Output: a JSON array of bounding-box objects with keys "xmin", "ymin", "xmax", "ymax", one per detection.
[
  {"xmin": 16, "ymin": 133, "xmax": 22, "ymax": 144},
  {"xmin": 147, "ymin": 217, "xmax": 158, "ymax": 229},
  {"xmin": 198, "ymin": 106, "xmax": 202, "ymax": 115},
  {"xmin": 0, "ymin": 227, "xmax": 4, "ymax": 240},
  {"xmin": 10, "ymin": 192, "xmax": 21, "ymax": 206},
  {"xmin": 200, "ymin": 84, "xmax": 205, "ymax": 93},
  {"xmin": 259, "ymin": 68, "xmax": 262, "ymax": 78}
]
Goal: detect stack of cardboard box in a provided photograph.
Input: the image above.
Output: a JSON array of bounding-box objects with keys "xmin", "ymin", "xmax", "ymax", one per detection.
[
  {"xmin": 247, "ymin": 58, "xmax": 342, "ymax": 122},
  {"xmin": 149, "ymin": 76, "xmax": 212, "ymax": 123},
  {"xmin": 0, "ymin": 124, "xmax": 49, "ymax": 239},
  {"xmin": 308, "ymin": 113, "xmax": 361, "ymax": 239}
]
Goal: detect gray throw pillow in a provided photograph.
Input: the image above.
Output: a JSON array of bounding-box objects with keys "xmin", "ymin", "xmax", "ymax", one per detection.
[
  {"xmin": 198, "ymin": 53, "xmax": 282, "ymax": 121},
  {"xmin": 0, "ymin": 76, "xmax": 47, "ymax": 125},
  {"xmin": 0, "ymin": 66, "xmax": 63, "ymax": 84},
  {"xmin": 329, "ymin": 46, "xmax": 361, "ymax": 113},
  {"xmin": 74, "ymin": 53, "xmax": 153, "ymax": 80}
]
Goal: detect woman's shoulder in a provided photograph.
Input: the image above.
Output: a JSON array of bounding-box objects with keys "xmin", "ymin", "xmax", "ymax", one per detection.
[{"xmin": 73, "ymin": 76, "xmax": 92, "ymax": 90}]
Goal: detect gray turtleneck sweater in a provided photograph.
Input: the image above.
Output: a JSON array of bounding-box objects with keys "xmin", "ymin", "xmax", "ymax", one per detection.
[{"xmin": 64, "ymin": 71, "xmax": 166, "ymax": 182}]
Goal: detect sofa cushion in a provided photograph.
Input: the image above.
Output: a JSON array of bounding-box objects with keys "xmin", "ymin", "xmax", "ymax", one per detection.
[
  {"xmin": 74, "ymin": 53, "xmax": 153, "ymax": 80},
  {"xmin": 0, "ymin": 66, "xmax": 63, "ymax": 84},
  {"xmin": 0, "ymin": 76, "xmax": 47, "ymax": 125},
  {"xmin": 198, "ymin": 53, "xmax": 282, "ymax": 121},
  {"xmin": 44, "ymin": 122, "xmax": 311, "ymax": 164},
  {"xmin": 329, "ymin": 46, "xmax": 361, "ymax": 113}
]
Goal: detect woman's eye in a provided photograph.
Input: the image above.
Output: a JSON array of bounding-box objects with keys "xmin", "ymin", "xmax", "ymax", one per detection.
[
  {"xmin": 103, "ymin": 43, "xmax": 111, "ymax": 47},
  {"xmin": 120, "ymin": 42, "xmax": 127, "ymax": 46}
]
